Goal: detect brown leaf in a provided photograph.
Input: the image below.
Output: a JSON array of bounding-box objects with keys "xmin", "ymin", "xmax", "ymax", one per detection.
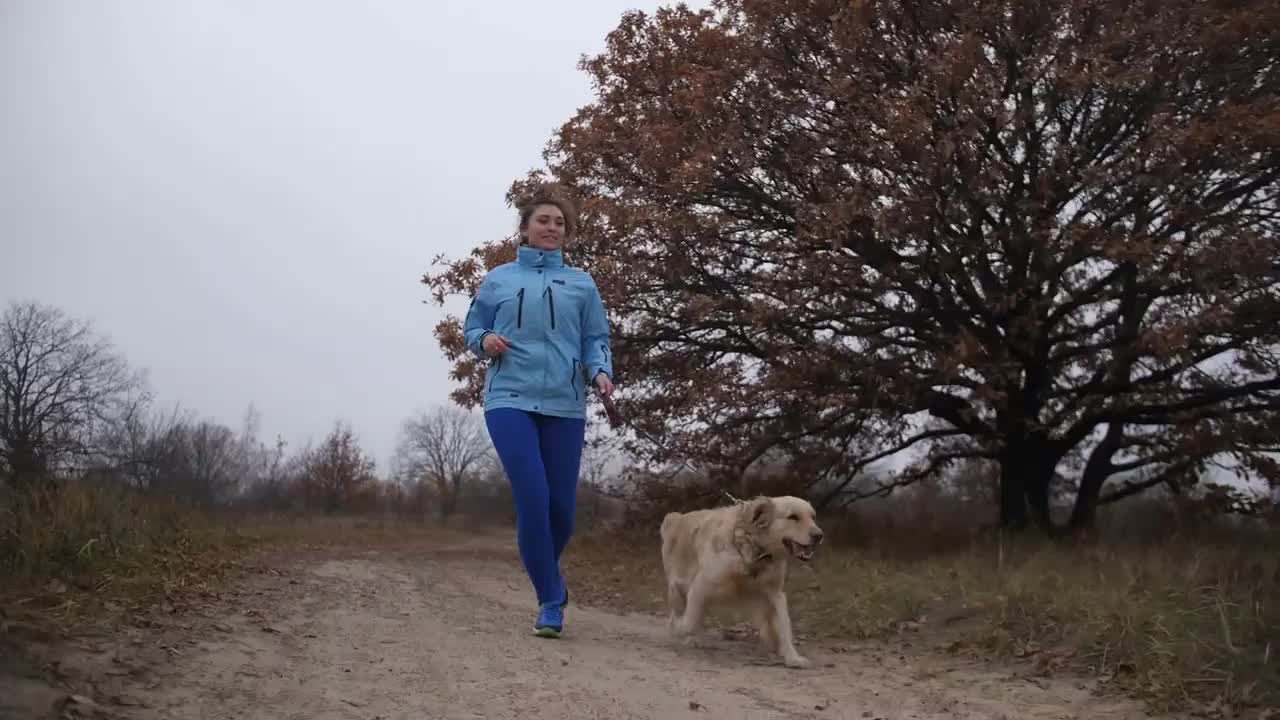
[{"xmin": 420, "ymin": 0, "xmax": 1280, "ymax": 533}]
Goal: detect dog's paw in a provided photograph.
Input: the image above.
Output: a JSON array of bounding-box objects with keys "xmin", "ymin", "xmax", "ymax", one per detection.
[
  {"xmin": 678, "ymin": 629, "xmax": 706, "ymax": 647},
  {"xmin": 783, "ymin": 654, "xmax": 811, "ymax": 669}
]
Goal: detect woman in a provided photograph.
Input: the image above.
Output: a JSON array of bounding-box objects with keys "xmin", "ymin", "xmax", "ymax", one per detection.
[{"xmin": 462, "ymin": 183, "xmax": 614, "ymax": 638}]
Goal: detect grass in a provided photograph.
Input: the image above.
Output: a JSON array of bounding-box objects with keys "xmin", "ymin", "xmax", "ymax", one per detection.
[
  {"xmin": 0, "ymin": 481, "xmax": 252, "ymax": 633},
  {"xmin": 4, "ymin": 479, "xmax": 1275, "ymax": 715},
  {"xmin": 0, "ymin": 482, "xmax": 461, "ymax": 634},
  {"xmin": 561, "ymin": 507, "xmax": 1279, "ymax": 715}
]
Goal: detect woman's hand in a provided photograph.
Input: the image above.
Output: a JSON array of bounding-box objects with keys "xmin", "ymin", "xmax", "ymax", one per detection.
[
  {"xmin": 482, "ymin": 332, "xmax": 512, "ymax": 356},
  {"xmin": 594, "ymin": 371, "xmax": 615, "ymax": 399}
]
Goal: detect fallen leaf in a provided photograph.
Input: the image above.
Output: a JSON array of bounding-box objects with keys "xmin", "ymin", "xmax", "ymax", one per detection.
[
  {"xmin": 59, "ymin": 694, "xmax": 105, "ymax": 719},
  {"xmin": 688, "ymin": 700, "xmax": 706, "ymax": 711},
  {"xmin": 1022, "ymin": 676, "xmax": 1048, "ymax": 690}
]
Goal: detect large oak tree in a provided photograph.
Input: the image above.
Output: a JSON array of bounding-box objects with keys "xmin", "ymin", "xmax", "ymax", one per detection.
[{"xmin": 424, "ymin": 0, "xmax": 1280, "ymax": 532}]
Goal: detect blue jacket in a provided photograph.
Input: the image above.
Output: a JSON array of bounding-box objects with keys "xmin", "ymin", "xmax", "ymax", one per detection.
[{"xmin": 462, "ymin": 245, "xmax": 613, "ymax": 419}]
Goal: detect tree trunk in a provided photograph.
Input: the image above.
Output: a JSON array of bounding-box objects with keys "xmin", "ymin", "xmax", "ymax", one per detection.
[
  {"xmin": 1070, "ymin": 261, "xmax": 1144, "ymax": 530},
  {"xmin": 997, "ymin": 436, "xmax": 1061, "ymax": 535},
  {"xmin": 1026, "ymin": 472, "xmax": 1054, "ymax": 533},
  {"xmin": 436, "ymin": 476, "xmax": 459, "ymax": 523},
  {"xmin": 1068, "ymin": 423, "xmax": 1123, "ymax": 531},
  {"xmin": 1068, "ymin": 454, "xmax": 1109, "ymax": 531},
  {"xmin": 8, "ymin": 438, "xmax": 49, "ymax": 487},
  {"xmin": 998, "ymin": 469, "xmax": 1028, "ymax": 529}
]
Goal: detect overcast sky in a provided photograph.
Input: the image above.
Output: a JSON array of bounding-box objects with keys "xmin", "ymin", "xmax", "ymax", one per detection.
[{"xmin": 1, "ymin": 1, "xmax": 705, "ymax": 469}]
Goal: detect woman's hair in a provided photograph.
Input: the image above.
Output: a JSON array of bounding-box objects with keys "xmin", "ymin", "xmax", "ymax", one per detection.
[{"xmin": 516, "ymin": 183, "xmax": 578, "ymax": 242}]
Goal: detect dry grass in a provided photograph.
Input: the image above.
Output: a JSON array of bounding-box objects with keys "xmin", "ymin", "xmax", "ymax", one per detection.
[
  {"xmin": 226, "ymin": 511, "xmax": 493, "ymax": 549},
  {"xmin": 5, "ymin": 477, "xmax": 1274, "ymax": 715},
  {"xmin": 0, "ymin": 482, "xmax": 474, "ymax": 634},
  {"xmin": 562, "ymin": 504, "xmax": 1279, "ymax": 715},
  {"xmin": 1, "ymin": 481, "xmax": 251, "ymax": 632}
]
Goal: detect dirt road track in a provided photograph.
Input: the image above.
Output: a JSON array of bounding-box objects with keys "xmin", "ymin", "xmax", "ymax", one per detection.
[{"xmin": 3, "ymin": 531, "xmax": 1156, "ymax": 719}]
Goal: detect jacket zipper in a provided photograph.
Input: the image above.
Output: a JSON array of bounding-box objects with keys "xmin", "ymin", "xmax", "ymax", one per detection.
[
  {"xmin": 516, "ymin": 288, "xmax": 524, "ymax": 328},
  {"xmin": 570, "ymin": 358, "xmax": 579, "ymax": 400},
  {"xmin": 488, "ymin": 355, "xmax": 502, "ymax": 391},
  {"xmin": 546, "ymin": 287, "xmax": 556, "ymax": 330}
]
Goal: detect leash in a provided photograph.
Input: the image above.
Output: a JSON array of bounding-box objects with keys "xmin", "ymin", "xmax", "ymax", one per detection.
[
  {"xmin": 592, "ymin": 388, "xmax": 708, "ymax": 487},
  {"xmin": 597, "ymin": 390, "xmax": 626, "ymax": 430}
]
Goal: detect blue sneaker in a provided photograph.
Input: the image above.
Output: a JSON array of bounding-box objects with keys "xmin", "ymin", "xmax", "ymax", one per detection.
[{"xmin": 533, "ymin": 601, "xmax": 564, "ymax": 638}]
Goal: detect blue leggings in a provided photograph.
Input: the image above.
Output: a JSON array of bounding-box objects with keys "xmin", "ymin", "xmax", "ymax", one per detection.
[{"xmin": 484, "ymin": 408, "xmax": 586, "ymax": 606}]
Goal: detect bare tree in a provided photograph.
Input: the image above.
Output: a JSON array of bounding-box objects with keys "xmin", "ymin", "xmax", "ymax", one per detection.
[
  {"xmin": 299, "ymin": 421, "xmax": 377, "ymax": 513},
  {"xmin": 95, "ymin": 398, "xmax": 190, "ymax": 492},
  {"xmin": 237, "ymin": 433, "xmax": 293, "ymax": 512},
  {"xmin": 177, "ymin": 420, "xmax": 242, "ymax": 507},
  {"xmin": 93, "ymin": 397, "xmax": 278, "ymax": 508},
  {"xmin": 392, "ymin": 406, "xmax": 491, "ymax": 521},
  {"xmin": 0, "ymin": 300, "xmax": 146, "ymax": 485}
]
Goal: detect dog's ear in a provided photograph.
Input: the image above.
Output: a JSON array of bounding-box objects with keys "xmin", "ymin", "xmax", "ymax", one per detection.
[{"xmin": 748, "ymin": 496, "xmax": 775, "ymax": 529}]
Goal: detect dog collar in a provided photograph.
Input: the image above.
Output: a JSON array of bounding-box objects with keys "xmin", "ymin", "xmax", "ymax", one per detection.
[
  {"xmin": 747, "ymin": 550, "xmax": 773, "ymax": 578},
  {"xmin": 732, "ymin": 517, "xmax": 774, "ymax": 577},
  {"xmin": 738, "ymin": 537, "xmax": 773, "ymax": 577}
]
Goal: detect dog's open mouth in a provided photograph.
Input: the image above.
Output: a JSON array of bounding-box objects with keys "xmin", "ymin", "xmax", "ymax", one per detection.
[{"xmin": 783, "ymin": 538, "xmax": 815, "ymax": 561}]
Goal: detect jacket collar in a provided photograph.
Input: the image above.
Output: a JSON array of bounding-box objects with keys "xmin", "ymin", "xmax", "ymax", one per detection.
[{"xmin": 517, "ymin": 243, "xmax": 564, "ymax": 269}]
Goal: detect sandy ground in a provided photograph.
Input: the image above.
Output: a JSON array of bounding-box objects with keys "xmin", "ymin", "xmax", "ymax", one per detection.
[{"xmin": 2, "ymin": 530, "xmax": 1159, "ymax": 720}]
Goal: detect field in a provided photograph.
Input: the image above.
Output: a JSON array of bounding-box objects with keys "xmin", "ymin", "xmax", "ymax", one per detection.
[
  {"xmin": 2, "ymin": 481, "xmax": 1276, "ymax": 719},
  {"xmin": 566, "ymin": 508, "xmax": 1279, "ymax": 716}
]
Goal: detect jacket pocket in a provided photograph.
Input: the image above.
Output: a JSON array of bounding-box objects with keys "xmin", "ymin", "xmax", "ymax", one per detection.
[{"xmin": 568, "ymin": 358, "xmax": 580, "ymax": 400}]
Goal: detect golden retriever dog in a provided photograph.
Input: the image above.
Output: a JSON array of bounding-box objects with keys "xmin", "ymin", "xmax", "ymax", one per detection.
[{"xmin": 659, "ymin": 495, "xmax": 824, "ymax": 668}]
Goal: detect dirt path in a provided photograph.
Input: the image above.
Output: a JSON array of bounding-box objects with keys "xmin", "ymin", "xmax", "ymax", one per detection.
[{"xmin": 3, "ymin": 531, "xmax": 1158, "ymax": 720}]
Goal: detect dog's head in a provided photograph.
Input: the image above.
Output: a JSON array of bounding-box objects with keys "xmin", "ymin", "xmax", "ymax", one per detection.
[{"xmin": 743, "ymin": 495, "xmax": 824, "ymax": 562}]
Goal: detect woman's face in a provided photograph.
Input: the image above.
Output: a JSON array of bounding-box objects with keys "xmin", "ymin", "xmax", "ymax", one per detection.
[{"xmin": 523, "ymin": 204, "xmax": 567, "ymax": 250}]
